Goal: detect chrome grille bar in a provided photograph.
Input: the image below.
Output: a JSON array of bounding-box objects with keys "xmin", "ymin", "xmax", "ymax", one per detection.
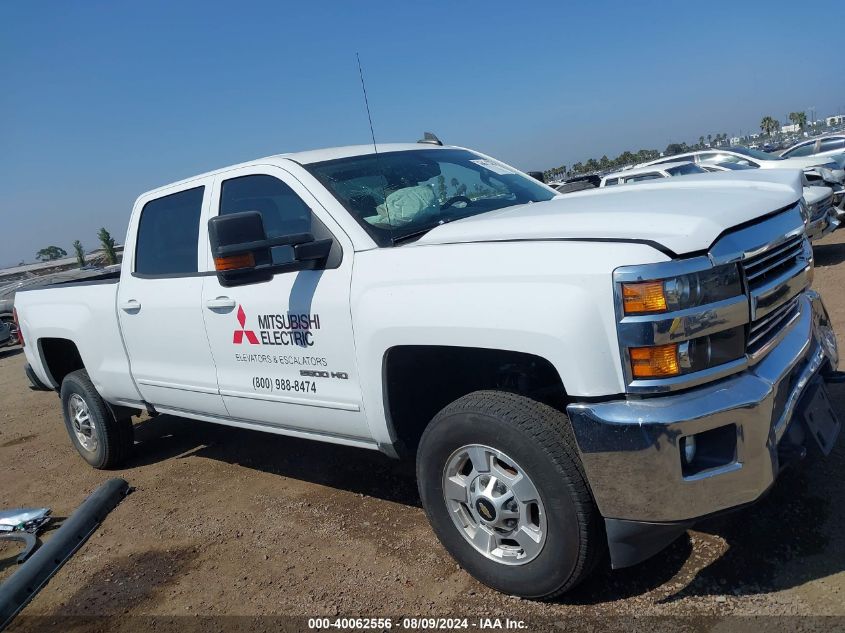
[
  {"xmin": 748, "ymin": 297, "xmax": 799, "ymax": 351},
  {"xmin": 742, "ymin": 236, "xmax": 803, "ymax": 286}
]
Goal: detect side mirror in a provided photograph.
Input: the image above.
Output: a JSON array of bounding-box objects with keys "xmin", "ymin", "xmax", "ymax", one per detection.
[
  {"xmin": 526, "ymin": 171, "xmax": 545, "ymax": 183},
  {"xmin": 208, "ymin": 211, "xmax": 332, "ymax": 287}
]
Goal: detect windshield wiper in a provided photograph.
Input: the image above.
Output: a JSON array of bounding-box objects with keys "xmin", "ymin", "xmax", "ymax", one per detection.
[{"xmin": 391, "ymin": 218, "xmax": 456, "ymax": 246}]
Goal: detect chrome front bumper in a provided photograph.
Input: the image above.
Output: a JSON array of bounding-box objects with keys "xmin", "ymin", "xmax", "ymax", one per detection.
[
  {"xmin": 567, "ymin": 290, "xmax": 838, "ymax": 524},
  {"xmin": 807, "ymin": 212, "xmax": 841, "ymax": 241}
]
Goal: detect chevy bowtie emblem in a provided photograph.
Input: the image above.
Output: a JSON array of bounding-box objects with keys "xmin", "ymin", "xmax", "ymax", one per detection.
[{"xmin": 233, "ymin": 305, "xmax": 259, "ymax": 345}]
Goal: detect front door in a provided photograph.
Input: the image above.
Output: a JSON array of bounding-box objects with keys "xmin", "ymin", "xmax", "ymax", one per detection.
[{"xmin": 201, "ymin": 166, "xmax": 370, "ymax": 440}]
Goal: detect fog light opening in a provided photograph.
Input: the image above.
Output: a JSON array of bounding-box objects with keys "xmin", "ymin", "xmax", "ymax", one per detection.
[{"xmin": 680, "ymin": 424, "xmax": 738, "ymax": 478}]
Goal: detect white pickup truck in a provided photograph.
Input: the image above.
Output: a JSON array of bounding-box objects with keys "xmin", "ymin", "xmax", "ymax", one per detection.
[{"xmin": 15, "ymin": 142, "xmax": 843, "ymax": 599}]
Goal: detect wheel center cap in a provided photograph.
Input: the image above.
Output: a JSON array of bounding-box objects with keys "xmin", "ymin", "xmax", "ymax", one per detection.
[{"xmin": 474, "ymin": 497, "xmax": 497, "ymax": 522}]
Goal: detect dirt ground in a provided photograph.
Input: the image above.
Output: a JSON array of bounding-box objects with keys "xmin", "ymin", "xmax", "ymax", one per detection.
[{"xmin": 3, "ymin": 230, "xmax": 845, "ymax": 632}]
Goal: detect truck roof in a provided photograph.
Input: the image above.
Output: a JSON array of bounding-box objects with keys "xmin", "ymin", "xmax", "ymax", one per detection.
[{"xmin": 140, "ymin": 143, "xmax": 450, "ymax": 198}]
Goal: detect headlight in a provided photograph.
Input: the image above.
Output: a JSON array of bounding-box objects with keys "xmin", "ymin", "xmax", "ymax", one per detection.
[
  {"xmin": 627, "ymin": 328, "xmax": 745, "ymax": 379},
  {"xmin": 798, "ymin": 199, "xmax": 810, "ymax": 224},
  {"xmin": 621, "ymin": 264, "xmax": 742, "ymax": 315},
  {"xmin": 615, "ymin": 261, "xmax": 746, "ymax": 383}
]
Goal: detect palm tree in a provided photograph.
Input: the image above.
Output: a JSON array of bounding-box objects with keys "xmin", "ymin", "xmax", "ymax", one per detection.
[
  {"xmin": 760, "ymin": 116, "xmax": 779, "ymax": 136},
  {"xmin": 796, "ymin": 111, "xmax": 807, "ymax": 130},
  {"xmin": 72, "ymin": 240, "xmax": 86, "ymax": 268},
  {"xmin": 97, "ymin": 228, "xmax": 118, "ymax": 265}
]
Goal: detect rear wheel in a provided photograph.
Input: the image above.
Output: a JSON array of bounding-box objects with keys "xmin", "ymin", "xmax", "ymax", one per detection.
[
  {"xmin": 60, "ymin": 369, "xmax": 133, "ymax": 469},
  {"xmin": 417, "ymin": 390, "xmax": 603, "ymax": 599}
]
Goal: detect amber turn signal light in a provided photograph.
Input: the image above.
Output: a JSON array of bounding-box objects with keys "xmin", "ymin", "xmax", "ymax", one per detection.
[
  {"xmin": 214, "ymin": 253, "xmax": 255, "ymax": 271},
  {"xmin": 629, "ymin": 344, "xmax": 680, "ymax": 378},
  {"xmin": 622, "ymin": 281, "xmax": 667, "ymax": 314}
]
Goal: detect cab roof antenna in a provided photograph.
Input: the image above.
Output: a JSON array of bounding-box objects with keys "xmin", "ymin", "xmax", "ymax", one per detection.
[
  {"xmin": 418, "ymin": 132, "xmax": 443, "ymax": 146},
  {"xmin": 356, "ymin": 53, "xmax": 379, "ymax": 155},
  {"xmin": 355, "ymin": 53, "xmax": 393, "ymax": 233}
]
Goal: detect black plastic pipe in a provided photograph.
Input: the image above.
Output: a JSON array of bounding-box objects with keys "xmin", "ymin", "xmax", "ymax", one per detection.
[{"xmin": 0, "ymin": 478, "xmax": 130, "ymax": 630}]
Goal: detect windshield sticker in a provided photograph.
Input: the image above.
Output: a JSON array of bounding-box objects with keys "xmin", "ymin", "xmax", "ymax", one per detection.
[{"xmin": 470, "ymin": 159, "xmax": 515, "ymax": 176}]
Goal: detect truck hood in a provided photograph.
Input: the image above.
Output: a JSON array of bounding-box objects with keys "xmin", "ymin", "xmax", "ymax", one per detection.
[{"xmin": 416, "ymin": 170, "xmax": 803, "ymax": 255}]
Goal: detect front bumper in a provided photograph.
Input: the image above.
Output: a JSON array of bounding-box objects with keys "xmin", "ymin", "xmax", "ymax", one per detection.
[
  {"xmin": 806, "ymin": 212, "xmax": 840, "ymax": 241},
  {"xmin": 567, "ymin": 290, "xmax": 838, "ymax": 527}
]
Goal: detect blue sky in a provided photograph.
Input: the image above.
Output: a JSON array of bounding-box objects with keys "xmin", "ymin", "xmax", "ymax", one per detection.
[{"xmin": 2, "ymin": 0, "xmax": 844, "ymax": 267}]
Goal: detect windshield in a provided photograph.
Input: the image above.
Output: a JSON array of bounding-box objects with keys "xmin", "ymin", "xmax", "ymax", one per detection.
[
  {"xmin": 306, "ymin": 148, "xmax": 555, "ymax": 245},
  {"xmin": 727, "ymin": 146, "xmax": 784, "ymax": 161},
  {"xmin": 666, "ymin": 163, "xmax": 706, "ymax": 176}
]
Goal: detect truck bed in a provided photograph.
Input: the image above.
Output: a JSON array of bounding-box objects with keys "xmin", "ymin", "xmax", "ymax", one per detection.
[{"xmin": 15, "ymin": 278, "xmax": 141, "ymax": 405}]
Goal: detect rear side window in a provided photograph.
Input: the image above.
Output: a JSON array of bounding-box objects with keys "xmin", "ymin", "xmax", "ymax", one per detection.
[
  {"xmin": 819, "ymin": 138, "xmax": 845, "ymax": 152},
  {"xmin": 135, "ymin": 186, "xmax": 204, "ymax": 275},
  {"xmin": 603, "ymin": 178, "xmax": 619, "ymax": 187}
]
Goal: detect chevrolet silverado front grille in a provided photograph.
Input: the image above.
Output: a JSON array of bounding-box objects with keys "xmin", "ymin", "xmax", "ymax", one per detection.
[
  {"xmin": 747, "ymin": 297, "xmax": 800, "ymax": 357},
  {"xmin": 741, "ymin": 235, "xmax": 804, "ymax": 291}
]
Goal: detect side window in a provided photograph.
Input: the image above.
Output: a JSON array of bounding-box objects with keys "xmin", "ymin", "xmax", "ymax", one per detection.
[
  {"xmin": 603, "ymin": 178, "xmax": 619, "ymax": 187},
  {"xmin": 785, "ymin": 142, "xmax": 815, "ymax": 157},
  {"xmin": 135, "ymin": 186, "xmax": 204, "ymax": 275},
  {"xmin": 696, "ymin": 153, "xmax": 720, "ymax": 164},
  {"xmin": 220, "ymin": 174, "xmax": 314, "ymax": 265},
  {"xmin": 819, "ymin": 138, "xmax": 845, "ymax": 152},
  {"xmin": 713, "ymin": 154, "xmax": 755, "ymax": 167},
  {"xmin": 625, "ymin": 173, "xmax": 663, "ymax": 183}
]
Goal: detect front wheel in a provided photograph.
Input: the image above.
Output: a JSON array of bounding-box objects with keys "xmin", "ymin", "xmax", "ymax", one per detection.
[
  {"xmin": 417, "ymin": 391, "xmax": 604, "ymax": 599},
  {"xmin": 60, "ymin": 369, "xmax": 133, "ymax": 469}
]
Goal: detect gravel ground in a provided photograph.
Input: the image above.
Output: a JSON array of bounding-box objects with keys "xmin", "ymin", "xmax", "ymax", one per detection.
[{"xmin": 3, "ymin": 230, "xmax": 845, "ymax": 632}]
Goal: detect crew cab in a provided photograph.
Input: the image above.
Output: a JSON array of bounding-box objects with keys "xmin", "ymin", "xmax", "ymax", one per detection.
[{"xmin": 15, "ymin": 142, "xmax": 842, "ymax": 599}]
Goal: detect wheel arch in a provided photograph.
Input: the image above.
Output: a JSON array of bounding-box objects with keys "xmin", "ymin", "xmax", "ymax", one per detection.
[
  {"xmin": 381, "ymin": 345, "xmax": 569, "ymax": 456},
  {"xmin": 38, "ymin": 337, "xmax": 85, "ymax": 390}
]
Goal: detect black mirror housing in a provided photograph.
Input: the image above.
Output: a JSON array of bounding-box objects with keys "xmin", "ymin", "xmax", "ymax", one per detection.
[{"xmin": 208, "ymin": 211, "xmax": 331, "ymax": 287}]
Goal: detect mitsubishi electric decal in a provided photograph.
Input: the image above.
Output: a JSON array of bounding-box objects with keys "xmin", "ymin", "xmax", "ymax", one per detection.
[{"xmin": 232, "ymin": 304, "xmax": 320, "ymax": 347}]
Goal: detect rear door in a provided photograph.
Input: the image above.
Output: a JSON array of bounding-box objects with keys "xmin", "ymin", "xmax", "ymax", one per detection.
[
  {"xmin": 200, "ymin": 165, "xmax": 371, "ymax": 439},
  {"xmin": 118, "ymin": 182, "xmax": 228, "ymax": 416}
]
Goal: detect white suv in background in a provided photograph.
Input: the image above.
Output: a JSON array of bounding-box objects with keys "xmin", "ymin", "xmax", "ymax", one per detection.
[{"xmin": 599, "ymin": 161, "xmax": 705, "ymax": 187}]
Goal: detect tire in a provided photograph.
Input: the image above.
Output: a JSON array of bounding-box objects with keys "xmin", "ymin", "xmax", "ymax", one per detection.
[
  {"xmin": 60, "ymin": 369, "xmax": 133, "ymax": 469},
  {"xmin": 417, "ymin": 390, "xmax": 604, "ymax": 599}
]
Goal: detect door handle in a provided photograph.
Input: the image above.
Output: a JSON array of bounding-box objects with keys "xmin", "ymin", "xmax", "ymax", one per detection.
[
  {"xmin": 120, "ymin": 299, "xmax": 141, "ymax": 312},
  {"xmin": 206, "ymin": 297, "xmax": 236, "ymax": 310}
]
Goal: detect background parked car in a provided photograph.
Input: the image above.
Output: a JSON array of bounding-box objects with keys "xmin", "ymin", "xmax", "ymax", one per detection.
[
  {"xmin": 640, "ymin": 146, "xmax": 845, "ymax": 188},
  {"xmin": 781, "ymin": 135, "xmax": 845, "ymax": 161},
  {"xmin": 701, "ymin": 161, "xmax": 844, "ymax": 211},
  {"xmin": 600, "ymin": 161, "xmax": 706, "ymax": 187},
  {"xmin": 553, "ymin": 174, "xmax": 601, "ymax": 193},
  {"xmin": 0, "ymin": 320, "xmax": 11, "ymax": 347}
]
